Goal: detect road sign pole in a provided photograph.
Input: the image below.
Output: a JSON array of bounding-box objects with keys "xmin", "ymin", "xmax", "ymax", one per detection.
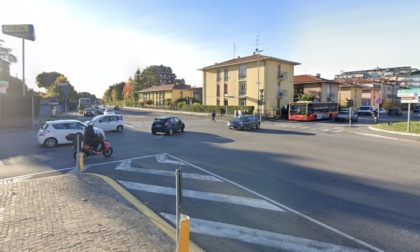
[{"xmin": 22, "ymin": 39, "xmax": 25, "ymax": 96}]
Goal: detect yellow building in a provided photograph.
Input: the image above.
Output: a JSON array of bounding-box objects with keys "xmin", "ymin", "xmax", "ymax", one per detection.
[
  {"xmin": 200, "ymin": 52, "xmax": 300, "ymax": 117},
  {"xmin": 337, "ymin": 81, "xmax": 363, "ymax": 110},
  {"xmin": 138, "ymin": 84, "xmax": 194, "ymax": 107}
]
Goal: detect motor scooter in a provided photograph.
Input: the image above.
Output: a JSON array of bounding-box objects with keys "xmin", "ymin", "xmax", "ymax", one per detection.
[
  {"xmin": 65, "ymin": 132, "xmax": 113, "ymax": 159},
  {"xmin": 372, "ymin": 110, "xmax": 379, "ymax": 124}
]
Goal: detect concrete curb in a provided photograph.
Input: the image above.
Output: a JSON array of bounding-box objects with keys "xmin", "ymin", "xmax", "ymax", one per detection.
[
  {"xmin": 89, "ymin": 173, "xmax": 204, "ymax": 252},
  {"xmin": 368, "ymin": 126, "xmax": 420, "ymax": 137}
]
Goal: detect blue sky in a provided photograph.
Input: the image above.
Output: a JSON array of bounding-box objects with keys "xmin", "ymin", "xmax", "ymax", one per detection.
[{"xmin": 2, "ymin": 0, "xmax": 420, "ymax": 97}]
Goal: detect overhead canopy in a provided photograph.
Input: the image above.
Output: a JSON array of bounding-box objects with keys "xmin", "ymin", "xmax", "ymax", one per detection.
[{"xmin": 2, "ymin": 24, "xmax": 35, "ymax": 41}]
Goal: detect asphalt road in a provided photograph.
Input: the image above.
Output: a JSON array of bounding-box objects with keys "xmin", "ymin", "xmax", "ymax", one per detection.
[{"xmin": 1, "ymin": 109, "xmax": 420, "ymax": 251}]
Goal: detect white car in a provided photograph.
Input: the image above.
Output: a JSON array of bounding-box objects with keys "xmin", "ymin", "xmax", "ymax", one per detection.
[
  {"xmin": 377, "ymin": 108, "xmax": 387, "ymax": 114},
  {"xmin": 85, "ymin": 114, "xmax": 124, "ymax": 132},
  {"xmin": 104, "ymin": 108, "xmax": 115, "ymax": 115},
  {"xmin": 37, "ymin": 119, "xmax": 105, "ymax": 148}
]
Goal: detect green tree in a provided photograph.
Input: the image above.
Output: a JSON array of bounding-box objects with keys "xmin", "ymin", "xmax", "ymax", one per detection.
[
  {"xmin": 0, "ymin": 39, "xmax": 17, "ymax": 79},
  {"xmin": 164, "ymin": 98, "xmax": 172, "ymax": 107},
  {"xmin": 298, "ymin": 94, "xmax": 316, "ymax": 101},
  {"xmin": 36, "ymin": 72, "xmax": 63, "ymax": 90},
  {"xmin": 111, "ymin": 82, "xmax": 125, "ymax": 101},
  {"xmin": 132, "ymin": 67, "xmax": 141, "ymax": 101}
]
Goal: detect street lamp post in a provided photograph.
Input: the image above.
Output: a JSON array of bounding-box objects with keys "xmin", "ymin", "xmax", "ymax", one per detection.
[{"xmin": 256, "ymin": 49, "xmax": 263, "ymax": 122}]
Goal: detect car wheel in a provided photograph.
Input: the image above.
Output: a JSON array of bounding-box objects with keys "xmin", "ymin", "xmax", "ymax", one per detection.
[
  {"xmin": 44, "ymin": 138, "xmax": 58, "ymax": 148},
  {"xmin": 168, "ymin": 128, "xmax": 173, "ymax": 135},
  {"xmin": 181, "ymin": 125, "xmax": 185, "ymax": 132},
  {"xmin": 116, "ymin": 125, "xmax": 124, "ymax": 132},
  {"xmin": 256, "ymin": 123, "xmax": 260, "ymax": 129},
  {"xmin": 152, "ymin": 129, "xmax": 156, "ymax": 135}
]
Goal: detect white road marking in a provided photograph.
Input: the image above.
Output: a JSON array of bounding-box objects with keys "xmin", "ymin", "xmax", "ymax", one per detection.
[
  {"xmin": 161, "ymin": 213, "xmax": 366, "ymax": 252},
  {"xmin": 156, "ymin": 153, "xmax": 185, "ymax": 165},
  {"xmin": 115, "ymin": 164, "xmax": 222, "ymax": 182},
  {"xmin": 166, "ymin": 154, "xmax": 383, "ymax": 252},
  {"xmin": 118, "ymin": 180, "xmax": 285, "ymax": 212}
]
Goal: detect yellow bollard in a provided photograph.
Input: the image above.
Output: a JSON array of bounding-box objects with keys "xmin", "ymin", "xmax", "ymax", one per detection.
[
  {"xmin": 78, "ymin": 153, "xmax": 84, "ymax": 171},
  {"xmin": 177, "ymin": 214, "xmax": 190, "ymax": 252}
]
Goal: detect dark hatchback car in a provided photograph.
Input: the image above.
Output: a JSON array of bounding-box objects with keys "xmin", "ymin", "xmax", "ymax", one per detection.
[
  {"xmin": 83, "ymin": 108, "xmax": 95, "ymax": 117},
  {"xmin": 388, "ymin": 107, "xmax": 403, "ymax": 116},
  {"xmin": 151, "ymin": 116, "xmax": 185, "ymax": 135},
  {"xmin": 228, "ymin": 115, "xmax": 261, "ymax": 130}
]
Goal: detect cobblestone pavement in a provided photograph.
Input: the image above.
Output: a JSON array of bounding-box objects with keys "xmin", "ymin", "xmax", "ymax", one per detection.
[{"xmin": 0, "ymin": 174, "xmax": 193, "ymax": 252}]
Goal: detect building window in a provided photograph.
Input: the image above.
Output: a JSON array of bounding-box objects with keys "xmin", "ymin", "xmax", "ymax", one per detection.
[
  {"xmin": 224, "ymin": 69, "xmax": 229, "ymax": 82},
  {"xmin": 217, "ymin": 70, "xmax": 221, "ymax": 82},
  {"xmin": 239, "ymin": 81, "xmax": 246, "ymax": 96},
  {"xmin": 239, "ymin": 64, "xmax": 247, "ymax": 79},
  {"xmin": 217, "ymin": 85, "xmax": 220, "ymax": 97},
  {"xmin": 224, "ymin": 84, "xmax": 228, "ymax": 96},
  {"xmin": 239, "ymin": 98, "xmax": 246, "ymax": 106}
]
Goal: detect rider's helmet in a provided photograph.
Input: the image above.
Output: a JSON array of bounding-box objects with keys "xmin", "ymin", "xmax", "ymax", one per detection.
[{"xmin": 87, "ymin": 121, "xmax": 94, "ymax": 127}]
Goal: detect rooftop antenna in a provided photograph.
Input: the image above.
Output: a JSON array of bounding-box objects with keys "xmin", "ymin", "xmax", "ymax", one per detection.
[
  {"xmin": 255, "ymin": 35, "xmax": 261, "ymax": 52},
  {"xmin": 233, "ymin": 43, "xmax": 236, "ymax": 58}
]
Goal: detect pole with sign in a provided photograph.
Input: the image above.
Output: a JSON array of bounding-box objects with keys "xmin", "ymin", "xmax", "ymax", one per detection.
[
  {"xmin": 397, "ymin": 89, "xmax": 420, "ymax": 132},
  {"xmin": 2, "ymin": 24, "xmax": 36, "ymax": 96}
]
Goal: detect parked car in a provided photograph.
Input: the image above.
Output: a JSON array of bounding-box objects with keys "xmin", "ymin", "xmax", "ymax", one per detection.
[
  {"xmin": 151, "ymin": 116, "xmax": 185, "ymax": 135},
  {"xmin": 37, "ymin": 119, "xmax": 105, "ymax": 148},
  {"xmin": 85, "ymin": 114, "xmax": 124, "ymax": 132},
  {"xmin": 357, "ymin": 106, "xmax": 376, "ymax": 116},
  {"xmin": 334, "ymin": 110, "xmax": 358, "ymax": 122},
  {"xmin": 413, "ymin": 106, "xmax": 420, "ymax": 113},
  {"xmin": 388, "ymin": 107, "xmax": 403, "ymax": 116},
  {"xmin": 113, "ymin": 105, "xmax": 120, "ymax": 110},
  {"xmin": 83, "ymin": 108, "xmax": 95, "ymax": 117},
  {"xmin": 377, "ymin": 108, "xmax": 387, "ymax": 114},
  {"xmin": 228, "ymin": 115, "xmax": 261, "ymax": 130}
]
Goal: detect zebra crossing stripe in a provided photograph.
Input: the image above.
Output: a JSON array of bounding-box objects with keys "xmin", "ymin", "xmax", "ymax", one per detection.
[
  {"xmin": 161, "ymin": 213, "xmax": 364, "ymax": 251},
  {"xmin": 118, "ymin": 180, "xmax": 285, "ymax": 212},
  {"xmin": 116, "ymin": 166, "xmax": 222, "ymax": 182}
]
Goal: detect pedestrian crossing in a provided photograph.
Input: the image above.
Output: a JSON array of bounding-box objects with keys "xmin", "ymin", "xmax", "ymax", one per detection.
[
  {"xmin": 106, "ymin": 154, "xmax": 374, "ymax": 251},
  {"xmin": 271, "ymin": 122, "xmax": 346, "ymax": 133},
  {"xmin": 124, "ymin": 121, "xmax": 347, "ymax": 134},
  {"xmin": 125, "ymin": 122, "xmax": 151, "ymax": 128}
]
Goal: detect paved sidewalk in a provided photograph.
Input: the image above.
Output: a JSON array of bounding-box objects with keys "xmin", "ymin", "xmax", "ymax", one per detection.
[{"xmin": 0, "ymin": 174, "xmax": 202, "ymax": 251}]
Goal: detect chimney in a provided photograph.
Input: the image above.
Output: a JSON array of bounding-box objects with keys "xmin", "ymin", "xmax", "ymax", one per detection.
[{"xmin": 316, "ymin": 73, "xmax": 321, "ymax": 78}]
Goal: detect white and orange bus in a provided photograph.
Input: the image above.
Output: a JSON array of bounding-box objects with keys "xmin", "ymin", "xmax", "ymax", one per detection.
[{"xmin": 288, "ymin": 101, "xmax": 338, "ymax": 121}]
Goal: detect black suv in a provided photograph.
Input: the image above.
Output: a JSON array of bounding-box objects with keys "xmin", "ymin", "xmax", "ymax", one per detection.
[{"xmin": 151, "ymin": 116, "xmax": 185, "ymax": 135}]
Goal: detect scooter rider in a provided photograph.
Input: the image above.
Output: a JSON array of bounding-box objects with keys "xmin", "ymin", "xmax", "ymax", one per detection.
[
  {"xmin": 84, "ymin": 122, "xmax": 101, "ymax": 151},
  {"xmin": 372, "ymin": 109, "xmax": 378, "ymax": 123}
]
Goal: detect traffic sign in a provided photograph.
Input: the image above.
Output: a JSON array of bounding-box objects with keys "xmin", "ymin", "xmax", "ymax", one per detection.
[
  {"xmin": 0, "ymin": 80, "xmax": 9, "ymax": 88},
  {"xmin": 2, "ymin": 24, "xmax": 35, "ymax": 41},
  {"xmin": 376, "ymin": 98, "xmax": 383, "ymax": 104}
]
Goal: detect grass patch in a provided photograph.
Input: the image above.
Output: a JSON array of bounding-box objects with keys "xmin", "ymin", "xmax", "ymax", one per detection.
[{"xmin": 374, "ymin": 121, "xmax": 420, "ymax": 134}]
